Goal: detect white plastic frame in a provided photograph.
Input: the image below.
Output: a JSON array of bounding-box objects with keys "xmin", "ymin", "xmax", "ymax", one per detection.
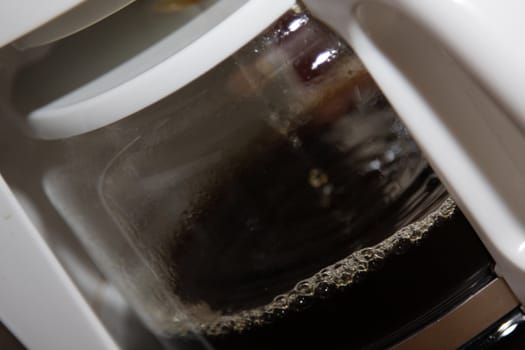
[
  {"xmin": 13, "ymin": 0, "xmax": 135, "ymax": 50},
  {"xmin": 0, "ymin": 0, "xmax": 85, "ymax": 48},
  {"xmin": 26, "ymin": 0, "xmax": 295, "ymax": 139},
  {"xmin": 0, "ymin": 174, "xmax": 118, "ymax": 350}
]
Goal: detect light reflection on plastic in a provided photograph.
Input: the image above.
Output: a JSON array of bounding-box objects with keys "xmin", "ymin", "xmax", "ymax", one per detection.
[{"xmin": 450, "ymin": 0, "xmax": 482, "ymax": 15}]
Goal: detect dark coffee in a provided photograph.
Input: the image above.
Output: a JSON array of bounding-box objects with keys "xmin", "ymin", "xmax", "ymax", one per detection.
[
  {"xmin": 206, "ymin": 211, "xmax": 494, "ymax": 350},
  {"xmin": 167, "ymin": 107, "xmax": 447, "ymax": 318}
]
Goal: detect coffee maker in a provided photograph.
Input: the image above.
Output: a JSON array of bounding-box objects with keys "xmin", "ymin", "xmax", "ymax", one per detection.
[{"xmin": 1, "ymin": 0, "xmax": 525, "ymax": 349}]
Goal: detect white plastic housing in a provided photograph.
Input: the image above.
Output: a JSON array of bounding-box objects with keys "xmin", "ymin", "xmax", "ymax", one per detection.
[
  {"xmin": 0, "ymin": 175, "xmax": 118, "ymax": 350},
  {"xmin": 13, "ymin": 0, "xmax": 135, "ymax": 49},
  {"xmin": 0, "ymin": 0, "xmax": 84, "ymax": 47},
  {"xmin": 22, "ymin": 0, "xmax": 295, "ymax": 139}
]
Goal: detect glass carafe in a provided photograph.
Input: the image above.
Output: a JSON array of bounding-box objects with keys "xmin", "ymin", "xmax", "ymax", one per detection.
[{"xmin": 17, "ymin": 5, "xmax": 448, "ymax": 348}]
